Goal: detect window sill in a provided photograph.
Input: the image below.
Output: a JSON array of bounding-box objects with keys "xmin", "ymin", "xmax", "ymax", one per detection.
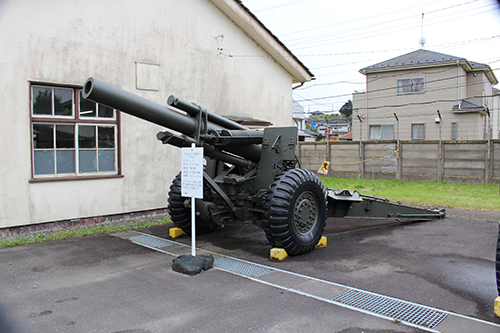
[
  {"xmin": 396, "ymin": 92, "xmax": 425, "ymax": 95},
  {"xmin": 30, "ymin": 174, "xmax": 124, "ymax": 183}
]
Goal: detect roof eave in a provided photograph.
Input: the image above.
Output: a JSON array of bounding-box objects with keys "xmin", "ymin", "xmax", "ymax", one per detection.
[
  {"xmin": 469, "ymin": 65, "xmax": 499, "ymax": 85},
  {"xmin": 210, "ymin": 0, "xmax": 314, "ymax": 83},
  {"xmin": 360, "ymin": 60, "xmax": 463, "ymax": 75},
  {"xmin": 360, "ymin": 59, "xmax": 498, "ymax": 85}
]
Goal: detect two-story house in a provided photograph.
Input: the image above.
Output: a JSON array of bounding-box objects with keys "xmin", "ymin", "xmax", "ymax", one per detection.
[{"xmin": 352, "ymin": 49, "xmax": 498, "ymax": 141}]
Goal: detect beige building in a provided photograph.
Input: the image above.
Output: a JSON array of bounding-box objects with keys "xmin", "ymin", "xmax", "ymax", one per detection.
[
  {"xmin": 352, "ymin": 49, "xmax": 498, "ymax": 142},
  {"xmin": 0, "ymin": 0, "xmax": 312, "ymax": 229}
]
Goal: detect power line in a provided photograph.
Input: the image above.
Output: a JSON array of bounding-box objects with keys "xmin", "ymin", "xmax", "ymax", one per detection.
[
  {"xmin": 283, "ymin": 0, "xmax": 483, "ymax": 46},
  {"xmin": 288, "ymin": 6, "xmax": 498, "ymax": 50},
  {"xmin": 278, "ymin": 0, "xmax": 454, "ymax": 37},
  {"xmin": 222, "ymin": 35, "xmax": 500, "ymax": 61},
  {"xmin": 295, "ymin": 68, "xmax": 500, "ymax": 105}
]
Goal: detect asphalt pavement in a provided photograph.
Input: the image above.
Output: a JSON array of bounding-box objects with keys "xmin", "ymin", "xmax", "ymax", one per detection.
[{"xmin": 0, "ymin": 207, "xmax": 499, "ymax": 332}]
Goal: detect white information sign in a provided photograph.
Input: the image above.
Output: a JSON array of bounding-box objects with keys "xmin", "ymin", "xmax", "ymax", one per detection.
[
  {"xmin": 181, "ymin": 144, "xmax": 204, "ymax": 257},
  {"xmin": 181, "ymin": 145, "xmax": 204, "ymax": 199}
]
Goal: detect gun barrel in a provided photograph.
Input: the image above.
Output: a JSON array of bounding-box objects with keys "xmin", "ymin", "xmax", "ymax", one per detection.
[
  {"xmin": 83, "ymin": 77, "xmax": 197, "ymax": 136},
  {"xmin": 82, "ymin": 77, "xmax": 262, "ymax": 162},
  {"xmin": 167, "ymin": 95, "xmax": 248, "ymax": 131}
]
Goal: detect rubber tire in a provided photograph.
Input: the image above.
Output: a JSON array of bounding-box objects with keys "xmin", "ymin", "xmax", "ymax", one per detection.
[
  {"xmin": 263, "ymin": 168, "xmax": 327, "ymax": 256},
  {"xmin": 167, "ymin": 172, "xmax": 217, "ymax": 235}
]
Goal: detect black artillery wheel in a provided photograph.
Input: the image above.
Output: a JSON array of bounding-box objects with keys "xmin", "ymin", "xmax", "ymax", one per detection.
[
  {"xmin": 263, "ymin": 168, "xmax": 327, "ymax": 256},
  {"xmin": 167, "ymin": 172, "xmax": 217, "ymax": 235}
]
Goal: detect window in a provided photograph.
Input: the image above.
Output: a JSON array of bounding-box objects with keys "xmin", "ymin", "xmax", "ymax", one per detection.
[
  {"xmin": 31, "ymin": 84, "xmax": 119, "ymax": 179},
  {"xmin": 369, "ymin": 125, "xmax": 394, "ymax": 139},
  {"xmin": 411, "ymin": 123, "xmax": 425, "ymax": 140},
  {"xmin": 397, "ymin": 78, "xmax": 425, "ymax": 94},
  {"xmin": 451, "ymin": 122, "xmax": 458, "ymax": 140}
]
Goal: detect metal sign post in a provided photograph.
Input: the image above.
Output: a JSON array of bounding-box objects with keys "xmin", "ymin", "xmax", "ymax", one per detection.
[{"xmin": 181, "ymin": 143, "xmax": 204, "ymax": 256}]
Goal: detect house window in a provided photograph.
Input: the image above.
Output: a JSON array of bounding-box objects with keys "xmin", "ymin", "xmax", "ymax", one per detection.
[
  {"xmin": 397, "ymin": 78, "xmax": 425, "ymax": 94},
  {"xmin": 31, "ymin": 84, "xmax": 119, "ymax": 179},
  {"xmin": 451, "ymin": 122, "xmax": 458, "ymax": 140},
  {"xmin": 411, "ymin": 123, "xmax": 425, "ymax": 140},
  {"xmin": 369, "ymin": 125, "xmax": 394, "ymax": 139}
]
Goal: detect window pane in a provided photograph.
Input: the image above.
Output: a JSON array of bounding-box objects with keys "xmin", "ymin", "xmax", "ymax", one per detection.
[
  {"xmin": 398, "ymin": 78, "xmax": 424, "ymax": 94},
  {"xmin": 98, "ymin": 126, "xmax": 115, "ymax": 148},
  {"xmin": 33, "ymin": 124, "xmax": 54, "ymax": 149},
  {"xmin": 411, "ymin": 78, "xmax": 424, "ymax": 92},
  {"xmin": 32, "ymin": 87, "xmax": 52, "ymax": 115},
  {"xmin": 369, "ymin": 125, "xmax": 381, "ymax": 139},
  {"xmin": 98, "ymin": 104, "xmax": 114, "ymax": 118},
  {"xmin": 381, "ymin": 125, "xmax": 394, "ymax": 139},
  {"xmin": 56, "ymin": 150, "xmax": 75, "ymax": 174},
  {"xmin": 79, "ymin": 150, "xmax": 97, "ymax": 173},
  {"xmin": 79, "ymin": 91, "xmax": 96, "ymax": 117},
  {"xmin": 451, "ymin": 122, "xmax": 457, "ymax": 140},
  {"xmin": 34, "ymin": 151, "xmax": 54, "ymax": 175},
  {"xmin": 98, "ymin": 150, "xmax": 115, "ymax": 172},
  {"xmin": 54, "ymin": 89, "xmax": 72, "ymax": 116},
  {"xmin": 79, "ymin": 126, "xmax": 96, "ymax": 148},
  {"xmin": 56, "ymin": 125, "xmax": 75, "ymax": 148},
  {"xmin": 412, "ymin": 124, "xmax": 424, "ymax": 139}
]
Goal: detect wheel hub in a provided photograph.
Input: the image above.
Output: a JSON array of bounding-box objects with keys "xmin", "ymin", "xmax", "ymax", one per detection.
[{"xmin": 293, "ymin": 191, "xmax": 318, "ymax": 235}]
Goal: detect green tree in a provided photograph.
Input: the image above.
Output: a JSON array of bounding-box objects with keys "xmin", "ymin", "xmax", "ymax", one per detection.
[{"xmin": 339, "ymin": 100, "xmax": 353, "ymax": 119}]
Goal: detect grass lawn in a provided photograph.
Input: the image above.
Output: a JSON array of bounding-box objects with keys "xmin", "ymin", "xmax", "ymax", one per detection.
[
  {"xmin": 1, "ymin": 178, "xmax": 498, "ymax": 248},
  {"xmin": 320, "ymin": 177, "xmax": 500, "ymax": 211},
  {"xmin": 0, "ymin": 218, "xmax": 171, "ymax": 248}
]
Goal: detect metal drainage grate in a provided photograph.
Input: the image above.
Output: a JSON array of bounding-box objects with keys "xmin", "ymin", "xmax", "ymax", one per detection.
[
  {"xmin": 129, "ymin": 235, "xmax": 174, "ymax": 249},
  {"xmin": 333, "ymin": 289, "xmax": 448, "ymax": 329},
  {"xmin": 214, "ymin": 257, "xmax": 274, "ymax": 278}
]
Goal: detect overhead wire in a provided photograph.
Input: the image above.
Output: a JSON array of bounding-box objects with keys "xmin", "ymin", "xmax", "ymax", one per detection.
[
  {"xmin": 284, "ymin": 0, "xmax": 486, "ymax": 46},
  {"xmin": 242, "ymin": 0, "xmax": 500, "ymax": 111},
  {"xmin": 289, "ymin": 6, "xmax": 498, "ymax": 50},
  {"xmin": 278, "ymin": 0, "xmax": 452, "ymax": 37},
  {"xmin": 294, "ymin": 67, "xmax": 500, "ymax": 107}
]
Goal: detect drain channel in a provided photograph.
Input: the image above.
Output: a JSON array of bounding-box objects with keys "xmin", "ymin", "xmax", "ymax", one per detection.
[
  {"xmin": 214, "ymin": 257, "xmax": 274, "ymax": 278},
  {"xmin": 129, "ymin": 235, "xmax": 174, "ymax": 249},
  {"xmin": 334, "ymin": 289, "xmax": 448, "ymax": 329}
]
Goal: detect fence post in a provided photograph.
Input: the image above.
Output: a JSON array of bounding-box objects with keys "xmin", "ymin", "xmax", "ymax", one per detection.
[
  {"xmin": 437, "ymin": 141, "xmax": 444, "ymax": 182},
  {"xmin": 359, "ymin": 141, "xmax": 365, "ymax": 179},
  {"xmin": 396, "ymin": 142, "xmax": 402, "ymax": 181},
  {"xmin": 486, "ymin": 139, "xmax": 492, "ymax": 184}
]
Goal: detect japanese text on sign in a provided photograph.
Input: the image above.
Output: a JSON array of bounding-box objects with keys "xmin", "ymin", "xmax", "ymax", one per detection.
[{"xmin": 181, "ymin": 146, "xmax": 204, "ymax": 198}]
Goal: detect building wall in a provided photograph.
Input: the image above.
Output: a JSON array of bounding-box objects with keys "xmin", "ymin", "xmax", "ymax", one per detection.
[
  {"xmin": 0, "ymin": 0, "xmax": 295, "ymax": 228},
  {"xmin": 493, "ymin": 91, "xmax": 500, "ymax": 139},
  {"xmin": 353, "ymin": 64, "xmax": 496, "ymax": 142}
]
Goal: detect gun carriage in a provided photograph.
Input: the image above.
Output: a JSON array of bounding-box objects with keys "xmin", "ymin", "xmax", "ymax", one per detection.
[{"xmin": 83, "ymin": 77, "xmax": 445, "ymax": 256}]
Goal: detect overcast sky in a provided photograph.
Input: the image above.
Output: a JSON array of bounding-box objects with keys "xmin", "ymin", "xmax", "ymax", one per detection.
[{"xmin": 240, "ymin": 0, "xmax": 500, "ymax": 114}]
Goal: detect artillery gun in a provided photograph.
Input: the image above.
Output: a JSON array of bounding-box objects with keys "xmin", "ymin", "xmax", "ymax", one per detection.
[{"xmin": 83, "ymin": 77, "xmax": 445, "ymax": 256}]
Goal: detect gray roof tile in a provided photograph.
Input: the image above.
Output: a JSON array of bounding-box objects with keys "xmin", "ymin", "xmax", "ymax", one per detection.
[{"xmin": 361, "ymin": 49, "xmax": 477, "ymax": 72}]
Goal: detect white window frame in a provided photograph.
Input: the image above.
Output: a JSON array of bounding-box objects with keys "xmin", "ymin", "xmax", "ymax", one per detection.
[
  {"xmin": 397, "ymin": 78, "xmax": 425, "ymax": 94},
  {"xmin": 31, "ymin": 84, "xmax": 120, "ymax": 180},
  {"xmin": 369, "ymin": 124, "xmax": 394, "ymax": 140},
  {"xmin": 411, "ymin": 123, "xmax": 425, "ymax": 140}
]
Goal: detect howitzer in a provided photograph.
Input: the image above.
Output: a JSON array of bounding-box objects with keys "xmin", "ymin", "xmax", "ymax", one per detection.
[{"xmin": 83, "ymin": 77, "xmax": 445, "ymax": 256}]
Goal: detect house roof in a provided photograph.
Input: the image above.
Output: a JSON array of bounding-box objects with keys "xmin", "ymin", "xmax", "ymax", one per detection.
[
  {"xmin": 452, "ymin": 99, "xmax": 487, "ymax": 113},
  {"xmin": 360, "ymin": 49, "xmax": 498, "ymax": 85},
  {"xmin": 338, "ymin": 132, "xmax": 352, "ymax": 140},
  {"xmin": 210, "ymin": 0, "xmax": 314, "ymax": 83}
]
